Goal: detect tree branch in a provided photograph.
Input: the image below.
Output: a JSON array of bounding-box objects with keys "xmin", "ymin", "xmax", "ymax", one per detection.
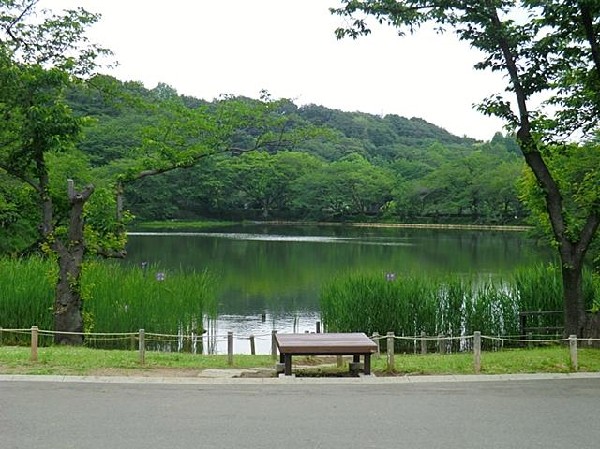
[
  {"xmin": 0, "ymin": 161, "xmax": 41, "ymax": 193},
  {"xmin": 488, "ymin": 7, "xmax": 567, "ymax": 241},
  {"xmin": 579, "ymin": 2, "xmax": 600, "ymax": 78}
]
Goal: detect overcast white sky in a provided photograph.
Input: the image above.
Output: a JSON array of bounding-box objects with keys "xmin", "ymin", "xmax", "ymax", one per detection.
[{"xmin": 41, "ymin": 0, "xmax": 508, "ymax": 140}]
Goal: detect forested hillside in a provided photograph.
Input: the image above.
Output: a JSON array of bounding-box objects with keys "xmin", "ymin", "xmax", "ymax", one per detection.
[{"xmin": 65, "ymin": 77, "xmax": 523, "ymax": 225}]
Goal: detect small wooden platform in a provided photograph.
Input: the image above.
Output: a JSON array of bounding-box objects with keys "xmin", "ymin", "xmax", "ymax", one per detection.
[{"xmin": 275, "ymin": 333, "xmax": 378, "ymax": 376}]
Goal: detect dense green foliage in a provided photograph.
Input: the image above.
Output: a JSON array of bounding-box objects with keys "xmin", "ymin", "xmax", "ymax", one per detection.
[
  {"xmin": 330, "ymin": 0, "xmax": 600, "ymax": 338},
  {"xmin": 1, "ymin": 1, "xmax": 597, "ymax": 343},
  {"xmin": 0, "ymin": 258, "xmax": 217, "ymax": 345},
  {"xmin": 59, "ymin": 78, "xmax": 526, "ymax": 225},
  {"xmin": 320, "ymin": 264, "xmax": 599, "ymax": 349}
]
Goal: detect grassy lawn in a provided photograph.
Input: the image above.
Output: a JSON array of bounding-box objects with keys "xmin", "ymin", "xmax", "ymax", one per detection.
[{"xmin": 1, "ymin": 345, "xmax": 599, "ymax": 377}]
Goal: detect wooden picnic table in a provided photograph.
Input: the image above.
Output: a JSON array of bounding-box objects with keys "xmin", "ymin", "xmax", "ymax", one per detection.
[{"xmin": 275, "ymin": 333, "xmax": 378, "ymax": 376}]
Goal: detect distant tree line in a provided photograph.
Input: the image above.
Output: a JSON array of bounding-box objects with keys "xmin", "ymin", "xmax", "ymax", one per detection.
[{"xmin": 64, "ymin": 78, "xmax": 525, "ymax": 224}]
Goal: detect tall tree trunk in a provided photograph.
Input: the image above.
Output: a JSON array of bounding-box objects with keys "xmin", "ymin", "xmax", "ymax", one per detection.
[
  {"xmin": 53, "ymin": 180, "xmax": 94, "ymax": 345},
  {"xmin": 561, "ymin": 259, "xmax": 586, "ymax": 338},
  {"xmin": 488, "ymin": 8, "xmax": 599, "ymax": 337}
]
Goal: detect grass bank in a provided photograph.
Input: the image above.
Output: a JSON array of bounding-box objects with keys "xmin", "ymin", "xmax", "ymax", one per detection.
[
  {"xmin": 130, "ymin": 219, "xmax": 234, "ymax": 231},
  {"xmin": 1, "ymin": 346, "xmax": 599, "ymax": 377}
]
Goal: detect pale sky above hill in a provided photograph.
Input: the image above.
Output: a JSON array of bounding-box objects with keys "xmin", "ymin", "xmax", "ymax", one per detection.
[{"xmin": 40, "ymin": 0, "xmax": 507, "ymax": 140}]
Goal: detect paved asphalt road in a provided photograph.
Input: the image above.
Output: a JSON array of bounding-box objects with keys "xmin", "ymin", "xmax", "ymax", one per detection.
[{"xmin": 1, "ymin": 376, "xmax": 599, "ymax": 449}]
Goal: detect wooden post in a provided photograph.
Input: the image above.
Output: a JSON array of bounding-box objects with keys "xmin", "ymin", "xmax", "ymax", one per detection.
[
  {"xmin": 527, "ymin": 332, "xmax": 533, "ymax": 349},
  {"xmin": 421, "ymin": 331, "xmax": 427, "ymax": 354},
  {"xmin": 519, "ymin": 313, "xmax": 527, "ymax": 347},
  {"xmin": 227, "ymin": 331, "xmax": 234, "ymax": 366},
  {"xmin": 249, "ymin": 335, "xmax": 256, "ymax": 355},
  {"xmin": 31, "ymin": 326, "xmax": 38, "ymax": 362},
  {"xmin": 569, "ymin": 335, "xmax": 578, "ymax": 371},
  {"xmin": 271, "ymin": 330, "xmax": 278, "ymax": 360},
  {"xmin": 67, "ymin": 179, "xmax": 75, "ymax": 199},
  {"xmin": 473, "ymin": 331, "xmax": 481, "ymax": 373},
  {"xmin": 139, "ymin": 329, "xmax": 145, "ymax": 365},
  {"xmin": 372, "ymin": 332, "xmax": 380, "ymax": 356},
  {"xmin": 0, "ymin": 326, "xmax": 3, "ymax": 346},
  {"xmin": 386, "ymin": 332, "xmax": 395, "ymax": 371},
  {"xmin": 316, "ymin": 321, "xmax": 321, "ymax": 333},
  {"xmin": 438, "ymin": 335, "xmax": 446, "ymax": 354},
  {"xmin": 197, "ymin": 333, "xmax": 204, "ymax": 355}
]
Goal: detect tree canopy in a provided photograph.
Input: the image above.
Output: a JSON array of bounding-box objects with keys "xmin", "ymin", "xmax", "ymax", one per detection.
[{"xmin": 331, "ymin": 0, "xmax": 600, "ymax": 336}]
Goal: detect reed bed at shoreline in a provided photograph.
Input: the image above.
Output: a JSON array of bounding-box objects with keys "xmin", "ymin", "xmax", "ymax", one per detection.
[
  {"xmin": 0, "ymin": 258, "xmax": 217, "ymax": 346},
  {"xmin": 2, "ymin": 257, "xmax": 598, "ymax": 351},
  {"xmin": 320, "ymin": 264, "xmax": 599, "ymax": 352}
]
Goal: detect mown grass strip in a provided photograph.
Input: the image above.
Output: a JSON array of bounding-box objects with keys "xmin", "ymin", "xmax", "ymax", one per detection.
[{"xmin": 1, "ymin": 346, "xmax": 599, "ymax": 376}]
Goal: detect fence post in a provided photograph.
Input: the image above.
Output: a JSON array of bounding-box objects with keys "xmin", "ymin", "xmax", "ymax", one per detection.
[
  {"xmin": 227, "ymin": 331, "xmax": 234, "ymax": 366},
  {"xmin": 271, "ymin": 330, "xmax": 278, "ymax": 360},
  {"xmin": 438, "ymin": 335, "xmax": 446, "ymax": 354},
  {"xmin": 31, "ymin": 326, "xmax": 38, "ymax": 362},
  {"xmin": 139, "ymin": 329, "xmax": 145, "ymax": 365},
  {"xmin": 386, "ymin": 332, "xmax": 395, "ymax": 371},
  {"xmin": 421, "ymin": 331, "xmax": 427, "ymax": 354},
  {"xmin": 316, "ymin": 321, "xmax": 321, "ymax": 333},
  {"xmin": 0, "ymin": 326, "xmax": 3, "ymax": 346},
  {"xmin": 473, "ymin": 331, "xmax": 481, "ymax": 373},
  {"xmin": 372, "ymin": 332, "xmax": 380, "ymax": 357},
  {"xmin": 519, "ymin": 313, "xmax": 527, "ymax": 347},
  {"xmin": 527, "ymin": 332, "xmax": 533, "ymax": 349},
  {"xmin": 569, "ymin": 335, "xmax": 578, "ymax": 371},
  {"xmin": 249, "ymin": 335, "xmax": 256, "ymax": 355}
]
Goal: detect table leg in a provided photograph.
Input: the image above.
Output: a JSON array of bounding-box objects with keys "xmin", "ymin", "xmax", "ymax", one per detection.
[
  {"xmin": 364, "ymin": 354, "xmax": 371, "ymax": 375},
  {"xmin": 284, "ymin": 354, "xmax": 292, "ymax": 376}
]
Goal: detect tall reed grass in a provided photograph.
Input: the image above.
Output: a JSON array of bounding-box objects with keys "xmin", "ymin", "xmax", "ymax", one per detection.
[
  {"xmin": 320, "ymin": 264, "xmax": 598, "ymax": 351},
  {"xmin": 0, "ymin": 257, "xmax": 54, "ymax": 334},
  {"xmin": 82, "ymin": 262, "xmax": 217, "ymax": 335},
  {"xmin": 0, "ymin": 258, "xmax": 217, "ymax": 346}
]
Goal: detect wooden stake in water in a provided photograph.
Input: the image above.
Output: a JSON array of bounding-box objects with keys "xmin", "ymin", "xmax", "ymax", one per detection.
[{"xmin": 249, "ymin": 335, "xmax": 256, "ymax": 355}]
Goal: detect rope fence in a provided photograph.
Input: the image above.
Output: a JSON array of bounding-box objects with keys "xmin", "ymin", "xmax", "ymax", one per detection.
[{"xmin": 1, "ymin": 325, "xmax": 599, "ymax": 373}]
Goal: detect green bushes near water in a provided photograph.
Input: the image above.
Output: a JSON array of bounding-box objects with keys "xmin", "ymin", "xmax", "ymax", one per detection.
[
  {"xmin": 320, "ymin": 264, "xmax": 599, "ymax": 346},
  {"xmin": 0, "ymin": 258, "xmax": 217, "ymax": 344}
]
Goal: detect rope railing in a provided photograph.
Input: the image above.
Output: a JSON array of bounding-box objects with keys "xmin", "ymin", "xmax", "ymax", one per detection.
[{"xmin": 2, "ymin": 326, "xmax": 599, "ymax": 373}]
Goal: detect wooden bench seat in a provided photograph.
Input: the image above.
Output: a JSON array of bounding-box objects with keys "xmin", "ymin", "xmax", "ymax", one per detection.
[{"xmin": 275, "ymin": 333, "xmax": 378, "ymax": 376}]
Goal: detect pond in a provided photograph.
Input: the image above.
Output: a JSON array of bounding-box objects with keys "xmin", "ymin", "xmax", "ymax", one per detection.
[{"xmin": 124, "ymin": 224, "xmax": 552, "ymax": 353}]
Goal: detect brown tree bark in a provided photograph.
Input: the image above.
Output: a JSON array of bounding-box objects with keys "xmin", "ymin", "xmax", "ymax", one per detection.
[
  {"xmin": 52, "ymin": 181, "xmax": 94, "ymax": 345},
  {"xmin": 489, "ymin": 8, "xmax": 599, "ymax": 337}
]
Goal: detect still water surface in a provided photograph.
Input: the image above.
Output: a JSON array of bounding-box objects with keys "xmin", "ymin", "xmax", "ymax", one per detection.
[{"xmin": 125, "ymin": 224, "xmax": 552, "ymax": 353}]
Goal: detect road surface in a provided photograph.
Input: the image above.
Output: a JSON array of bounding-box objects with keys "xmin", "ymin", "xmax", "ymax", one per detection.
[{"xmin": 1, "ymin": 376, "xmax": 599, "ymax": 448}]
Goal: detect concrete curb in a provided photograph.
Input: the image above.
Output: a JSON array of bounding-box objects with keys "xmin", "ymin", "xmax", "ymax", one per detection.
[{"xmin": 1, "ymin": 371, "xmax": 599, "ymax": 385}]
